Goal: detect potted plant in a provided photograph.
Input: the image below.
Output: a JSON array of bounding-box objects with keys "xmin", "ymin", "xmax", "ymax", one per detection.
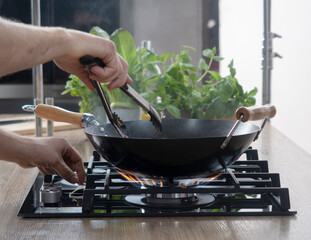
[
  {"xmin": 141, "ymin": 47, "xmax": 257, "ymax": 120},
  {"xmin": 62, "ymin": 27, "xmax": 159, "ymax": 122},
  {"xmin": 63, "ymin": 27, "xmax": 257, "ymax": 121}
]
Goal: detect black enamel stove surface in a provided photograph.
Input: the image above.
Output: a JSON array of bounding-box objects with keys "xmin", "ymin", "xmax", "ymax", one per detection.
[{"xmin": 18, "ymin": 148, "xmax": 297, "ymax": 218}]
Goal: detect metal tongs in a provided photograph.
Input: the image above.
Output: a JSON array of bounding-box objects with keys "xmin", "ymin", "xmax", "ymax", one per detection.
[{"xmin": 79, "ymin": 56, "xmax": 162, "ymax": 137}]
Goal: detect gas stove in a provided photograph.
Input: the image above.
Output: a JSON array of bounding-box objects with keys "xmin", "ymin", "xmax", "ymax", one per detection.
[{"xmin": 18, "ymin": 148, "xmax": 297, "ymax": 217}]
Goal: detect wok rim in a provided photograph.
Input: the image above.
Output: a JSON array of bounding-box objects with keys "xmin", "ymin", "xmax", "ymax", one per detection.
[{"xmin": 84, "ymin": 119, "xmax": 261, "ymax": 140}]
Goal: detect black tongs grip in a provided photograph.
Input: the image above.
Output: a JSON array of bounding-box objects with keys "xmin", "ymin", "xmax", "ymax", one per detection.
[
  {"xmin": 120, "ymin": 84, "xmax": 162, "ymax": 133},
  {"xmin": 92, "ymin": 80, "xmax": 113, "ymax": 122},
  {"xmin": 79, "ymin": 56, "xmax": 127, "ymax": 138},
  {"xmin": 79, "ymin": 55, "xmax": 162, "ymax": 134},
  {"xmin": 120, "ymin": 84, "xmax": 150, "ymax": 113}
]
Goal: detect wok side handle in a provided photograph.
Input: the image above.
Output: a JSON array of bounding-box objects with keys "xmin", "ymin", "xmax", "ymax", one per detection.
[
  {"xmin": 34, "ymin": 104, "xmax": 84, "ymax": 127},
  {"xmin": 235, "ymin": 104, "xmax": 276, "ymax": 122},
  {"xmin": 221, "ymin": 104, "xmax": 277, "ymax": 150}
]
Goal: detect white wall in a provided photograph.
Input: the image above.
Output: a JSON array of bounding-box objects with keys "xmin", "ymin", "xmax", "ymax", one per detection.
[
  {"xmin": 219, "ymin": 0, "xmax": 263, "ymax": 104},
  {"xmin": 271, "ymin": 0, "xmax": 311, "ymax": 155},
  {"xmin": 120, "ymin": 0, "xmax": 203, "ymax": 63},
  {"xmin": 220, "ymin": 0, "xmax": 311, "ymax": 155}
]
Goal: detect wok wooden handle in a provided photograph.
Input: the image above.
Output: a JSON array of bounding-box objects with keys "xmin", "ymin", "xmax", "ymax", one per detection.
[
  {"xmin": 35, "ymin": 104, "xmax": 84, "ymax": 127},
  {"xmin": 235, "ymin": 104, "xmax": 276, "ymax": 122}
]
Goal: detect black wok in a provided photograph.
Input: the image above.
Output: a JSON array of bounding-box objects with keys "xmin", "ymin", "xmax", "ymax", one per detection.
[{"xmin": 27, "ymin": 104, "xmax": 276, "ymax": 178}]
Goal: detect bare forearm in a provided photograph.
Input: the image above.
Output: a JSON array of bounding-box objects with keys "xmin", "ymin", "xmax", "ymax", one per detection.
[
  {"xmin": 0, "ymin": 129, "xmax": 30, "ymax": 166},
  {"xmin": 0, "ymin": 16, "xmax": 131, "ymax": 90},
  {"xmin": 0, "ymin": 17, "xmax": 69, "ymax": 77},
  {"xmin": 0, "ymin": 129, "xmax": 85, "ymax": 183}
]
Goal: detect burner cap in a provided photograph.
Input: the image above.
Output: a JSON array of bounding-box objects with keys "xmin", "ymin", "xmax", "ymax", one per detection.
[{"xmin": 125, "ymin": 194, "xmax": 215, "ymax": 211}]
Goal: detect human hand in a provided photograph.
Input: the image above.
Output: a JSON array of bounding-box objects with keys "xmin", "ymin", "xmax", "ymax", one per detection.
[
  {"xmin": 19, "ymin": 137, "xmax": 85, "ymax": 184},
  {"xmin": 53, "ymin": 29, "xmax": 132, "ymax": 90}
]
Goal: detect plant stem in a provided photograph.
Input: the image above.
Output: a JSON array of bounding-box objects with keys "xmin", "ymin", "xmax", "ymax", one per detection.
[
  {"xmin": 196, "ymin": 70, "xmax": 208, "ymax": 83},
  {"xmin": 196, "ymin": 56, "xmax": 214, "ymax": 83}
]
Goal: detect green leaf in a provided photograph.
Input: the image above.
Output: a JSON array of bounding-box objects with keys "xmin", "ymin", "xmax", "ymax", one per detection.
[
  {"xmin": 180, "ymin": 50, "xmax": 192, "ymax": 63},
  {"xmin": 190, "ymin": 73, "xmax": 198, "ymax": 81},
  {"xmin": 160, "ymin": 53, "xmax": 171, "ymax": 64},
  {"xmin": 156, "ymin": 74, "xmax": 167, "ymax": 87},
  {"xmin": 213, "ymin": 56, "xmax": 224, "ymax": 61},
  {"xmin": 166, "ymin": 105, "xmax": 181, "ymax": 119},
  {"xmin": 140, "ymin": 91, "xmax": 158, "ymax": 102},
  {"xmin": 165, "ymin": 62, "xmax": 178, "ymax": 74},
  {"xmin": 228, "ymin": 60, "xmax": 236, "ymax": 77},
  {"xmin": 233, "ymin": 79, "xmax": 244, "ymax": 98},
  {"xmin": 132, "ymin": 63, "xmax": 142, "ymax": 74},
  {"xmin": 234, "ymin": 194, "xmax": 247, "ymax": 199},
  {"xmin": 147, "ymin": 63, "xmax": 158, "ymax": 74},
  {"xmin": 89, "ymin": 26, "xmax": 110, "ymax": 39},
  {"xmin": 182, "ymin": 45, "xmax": 196, "ymax": 51},
  {"xmin": 198, "ymin": 58, "xmax": 209, "ymax": 71},
  {"xmin": 245, "ymin": 96, "xmax": 256, "ymax": 106},
  {"xmin": 139, "ymin": 49, "xmax": 159, "ymax": 63},
  {"xmin": 209, "ymin": 209, "xmax": 222, "ymax": 212},
  {"xmin": 110, "ymin": 29, "xmax": 138, "ymax": 71},
  {"xmin": 209, "ymin": 71, "xmax": 222, "ymax": 81},
  {"xmin": 146, "ymin": 75, "xmax": 159, "ymax": 83},
  {"xmin": 202, "ymin": 49, "xmax": 214, "ymax": 58},
  {"xmin": 179, "ymin": 62, "xmax": 196, "ymax": 71},
  {"xmin": 219, "ymin": 80, "xmax": 236, "ymax": 100},
  {"xmin": 248, "ymin": 87, "xmax": 258, "ymax": 96},
  {"xmin": 212, "ymin": 47, "xmax": 217, "ymax": 54}
]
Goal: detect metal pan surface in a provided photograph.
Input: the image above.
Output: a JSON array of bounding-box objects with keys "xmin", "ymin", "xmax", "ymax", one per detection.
[
  {"xmin": 85, "ymin": 119, "xmax": 260, "ymax": 177},
  {"xmin": 25, "ymin": 104, "xmax": 275, "ymax": 178}
]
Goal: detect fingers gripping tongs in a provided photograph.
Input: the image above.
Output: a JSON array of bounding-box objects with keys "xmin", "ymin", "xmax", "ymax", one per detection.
[{"xmin": 79, "ymin": 56, "xmax": 162, "ymax": 137}]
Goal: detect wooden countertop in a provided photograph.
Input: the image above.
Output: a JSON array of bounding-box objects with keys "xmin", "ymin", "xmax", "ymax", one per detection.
[{"xmin": 0, "ymin": 123, "xmax": 310, "ymax": 240}]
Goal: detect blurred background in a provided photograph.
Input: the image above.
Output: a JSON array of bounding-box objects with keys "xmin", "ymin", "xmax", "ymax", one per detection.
[{"xmin": 0, "ymin": 0, "xmax": 310, "ymax": 155}]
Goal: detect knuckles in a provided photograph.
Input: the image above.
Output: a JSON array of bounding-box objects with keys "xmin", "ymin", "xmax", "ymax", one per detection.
[{"xmin": 105, "ymin": 40, "xmax": 117, "ymax": 55}]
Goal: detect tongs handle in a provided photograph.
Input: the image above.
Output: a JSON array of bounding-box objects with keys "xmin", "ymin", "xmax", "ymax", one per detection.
[
  {"xmin": 79, "ymin": 56, "xmax": 127, "ymax": 138},
  {"xmin": 80, "ymin": 56, "xmax": 162, "ymax": 133},
  {"xmin": 120, "ymin": 84, "xmax": 150, "ymax": 113},
  {"xmin": 120, "ymin": 84, "xmax": 162, "ymax": 133},
  {"xmin": 92, "ymin": 80, "xmax": 114, "ymax": 123},
  {"xmin": 121, "ymin": 82, "xmax": 162, "ymax": 133},
  {"xmin": 79, "ymin": 56, "xmax": 114, "ymax": 123}
]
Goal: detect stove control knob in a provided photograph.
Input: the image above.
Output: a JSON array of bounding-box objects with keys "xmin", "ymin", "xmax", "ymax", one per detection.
[{"xmin": 40, "ymin": 184, "xmax": 62, "ymax": 204}]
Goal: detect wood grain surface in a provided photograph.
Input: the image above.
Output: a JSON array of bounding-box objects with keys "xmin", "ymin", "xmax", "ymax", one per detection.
[
  {"xmin": 0, "ymin": 123, "xmax": 309, "ymax": 240},
  {"xmin": 0, "ymin": 114, "xmax": 78, "ymax": 135}
]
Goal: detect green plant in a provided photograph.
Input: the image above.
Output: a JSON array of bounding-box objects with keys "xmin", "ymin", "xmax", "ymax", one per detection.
[
  {"xmin": 62, "ymin": 74, "xmax": 97, "ymax": 113},
  {"xmin": 63, "ymin": 27, "xmax": 257, "ymax": 119},
  {"xmin": 63, "ymin": 27, "xmax": 158, "ymax": 113},
  {"xmin": 142, "ymin": 47, "xmax": 257, "ymax": 119}
]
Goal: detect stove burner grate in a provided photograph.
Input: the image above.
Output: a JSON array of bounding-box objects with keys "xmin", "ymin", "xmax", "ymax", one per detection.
[{"xmin": 18, "ymin": 148, "xmax": 297, "ymax": 218}]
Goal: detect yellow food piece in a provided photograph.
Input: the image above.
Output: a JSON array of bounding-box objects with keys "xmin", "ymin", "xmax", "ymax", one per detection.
[{"xmin": 141, "ymin": 113, "xmax": 150, "ymax": 120}]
